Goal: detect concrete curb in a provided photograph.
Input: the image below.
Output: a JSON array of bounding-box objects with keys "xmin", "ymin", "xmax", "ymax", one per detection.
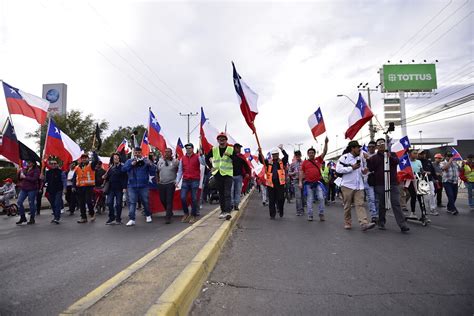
[
  {"xmin": 60, "ymin": 206, "xmax": 221, "ymax": 315},
  {"xmin": 145, "ymin": 189, "xmax": 253, "ymax": 316}
]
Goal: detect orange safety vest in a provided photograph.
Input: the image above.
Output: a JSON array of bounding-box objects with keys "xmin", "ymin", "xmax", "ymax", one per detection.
[
  {"xmin": 75, "ymin": 164, "xmax": 95, "ymax": 187},
  {"xmin": 266, "ymin": 160, "xmax": 286, "ymax": 188}
]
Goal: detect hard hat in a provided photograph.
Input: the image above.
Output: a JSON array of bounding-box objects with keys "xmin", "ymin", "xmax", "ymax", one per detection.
[
  {"xmin": 434, "ymin": 153, "xmax": 443, "ymax": 159},
  {"xmin": 270, "ymin": 148, "xmax": 279, "ymax": 154},
  {"xmin": 3, "ymin": 178, "xmax": 13, "ymax": 183},
  {"xmin": 216, "ymin": 132, "xmax": 228, "ymax": 140}
]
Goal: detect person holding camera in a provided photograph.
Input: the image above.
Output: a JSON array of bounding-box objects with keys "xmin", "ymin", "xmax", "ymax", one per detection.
[
  {"xmin": 368, "ymin": 139, "xmax": 410, "ymax": 232},
  {"xmin": 122, "ymin": 147, "xmax": 157, "ymax": 226},
  {"xmin": 336, "ymin": 141, "xmax": 375, "ymax": 231},
  {"xmin": 158, "ymin": 148, "xmax": 179, "ymax": 224}
]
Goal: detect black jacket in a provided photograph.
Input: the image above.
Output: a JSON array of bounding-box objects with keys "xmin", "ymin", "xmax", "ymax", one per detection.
[
  {"xmin": 105, "ymin": 163, "xmax": 128, "ymax": 191},
  {"xmin": 45, "ymin": 168, "xmax": 64, "ymax": 193}
]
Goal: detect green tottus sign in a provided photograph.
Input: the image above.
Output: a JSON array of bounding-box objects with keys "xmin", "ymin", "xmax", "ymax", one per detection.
[{"xmin": 382, "ymin": 64, "xmax": 437, "ymax": 92}]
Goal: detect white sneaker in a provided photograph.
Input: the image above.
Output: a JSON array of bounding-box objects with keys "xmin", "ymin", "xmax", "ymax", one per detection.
[
  {"xmin": 60, "ymin": 209, "xmax": 65, "ymax": 214},
  {"xmin": 218, "ymin": 212, "xmax": 226, "ymax": 219},
  {"xmin": 408, "ymin": 212, "xmax": 417, "ymax": 219},
  {"xmin": 429, "ymin": 210, "xmax": 439, "ymax": 216},
  {"xmin": 126, "ymin": 220, "xmax": 136, "ymax": 226},
  {"xmin": 146, "ymin": 216, "xmax": 152, "ymax": 223}
]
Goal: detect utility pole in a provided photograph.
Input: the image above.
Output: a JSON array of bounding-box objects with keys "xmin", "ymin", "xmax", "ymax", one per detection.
[
  {"xmin": 179, "ymin": 112, "xmax": 198, "ymax": 144},
  {"xmin": 357, "ymin": 83, "xmax": 378, "ymax": 141}
]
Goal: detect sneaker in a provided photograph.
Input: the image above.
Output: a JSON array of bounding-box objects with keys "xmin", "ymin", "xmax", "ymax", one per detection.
[
  {"xmin": 234, "ymin": 206, "xmax": 239, "ymax": 211},
  {"xmin": 77, "ymin": 218, "xmax": 87, "ymax": 223},
  {"xmin": 319, "ymin": 214, "xmax": 325, "ymax": 222},
  {"xmin": 452, "ymin": 210, "xmax": 459, "ymax": 215},
  {"xmin": 27, "ymin": 218, "xmax": 35, "ymax": 225},
  {"xmin": 225, "ymin": 213, "xmax": 232, "ymax": 220},
  {"xmin": 371, "ymin": 217, "xmax": 378, "ymax": 223},
  {"xmin": 165, "ymin": 217, "xmax": 171, "ymax": 224},
  {"xmin": 401, "ymin": 226, "xmax": 410, "ymax": 233},
  {"xmin": 115, "ymin": 220, "xmax": 123, "ymax": 225},
  {"xmin": 218, "ymin": 212, "xmax": 226, "ymax": 219},
  {"xmin": 279, "ymin": 210, "xmax": 284, "ymax": 218},
  {"xmin": 307, "ymin": 216, "xmax": 313, "ymax": 222},
  {"xmin": 361, "ymin": 222, "xmax": 376, "ymax": 231},
  {"xmin": 188, "ymin": 216, "xmax": 197, "ymax": 224},
  {"xmin": 106, "ymin": 219, "xmax": 115, "ymax": 225},
  {"xmin": 90, "ymin": 215, "xmax": 96, "ymax": 222},
  {"xmin": 16, "ymin": 217, "xmax": 27, "ymax": 225},
  {"xmin": 446, "ymin": 209, "xmax": 454, "ymax": 214},
  {"xmin": 378, "ymin": 225, "xmax": 386, "ymax": 230},
  {"xmin": 60, "ymin": 209, "xmax": 65, "ymax": 214},
  {"xmin": 344, "ymin": 223, "xmax": 352, "ymax": 230},
  {"xmin": 181, "ymin": 215, "xmax": 190, "ymax": 223},
  {"xmin": 52, "ymin": 219, "xmax": 60, "ymax": 224},
  {"xmin": 126, "ymin": 220, "xmax": 136, "ymax": 226},
  {"xmin": 429, "ymin": 210, "xmax": 439, "ymax": 216},
  {"xmin": 408, "ymin": 212, "xmax": 417, "ymax": 219},
  {"xmin": 146, "ymin": 216, "xmax": 152, "ymax": 223}
]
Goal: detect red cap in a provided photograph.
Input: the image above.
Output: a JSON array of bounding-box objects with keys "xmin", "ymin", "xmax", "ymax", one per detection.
[
  {"xmin": 3, "ymin": 178, "xmax": 13, "ymax": 183},
  {"xmin": 216, "ymin": 132, "xmax": 228, "ymax": 140}
]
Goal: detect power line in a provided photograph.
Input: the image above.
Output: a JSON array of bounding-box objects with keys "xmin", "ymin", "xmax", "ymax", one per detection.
[
  {"xmin": 411, "ymin": 84, "xmax": 473, "ymax": 111},
  {"xmin": 406, "ymin": 111, "xmax": 473, "ymax": 127}
]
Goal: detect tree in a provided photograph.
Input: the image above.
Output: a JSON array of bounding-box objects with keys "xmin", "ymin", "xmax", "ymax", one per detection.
[
  {"xmin": 26, "ymin": 110, "xmax": 109, "ymax": 156},
  {"xmin": 101, "ymin": 125, "xmax": 146, "ymax": 156}
]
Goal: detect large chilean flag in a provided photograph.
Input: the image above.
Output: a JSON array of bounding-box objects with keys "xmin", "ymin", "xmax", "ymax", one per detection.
[
  {"xmin": 200, "ymin": 107, "xmax": 237, "ymax": 154},
  {"xmin": 0, "ymin": 119, "xmax": 20, "ymax": 164},
  {"xmin": 345, "ymin": 93, "xmax": 374, "ymax": 140},
  {"xmin": 148, "ymin": 109, "xmax": 169, "ymax": 154},
  {"xmin": 232, "ymin": 62, "xmax": 258, "ymax": 133},
  {"xmin": 44, "ymin": 118, "xmax": 82, "ymax": 170},
  {"xmin": 2, "ymin": 81, "xmax": 49, "ymax": 125},
  {"xmin": 308, "ymin": 107, "xmax": 326, "ymax": 139}
]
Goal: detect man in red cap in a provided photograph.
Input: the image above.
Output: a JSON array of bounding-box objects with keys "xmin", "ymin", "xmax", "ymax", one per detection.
[
  {"xmin": 205, "ymin": 132, "xmax": 235, "ymax": 220},
  {"xmin": 0, "ymin": 178, "xmax": 16, "ymax": 209}
]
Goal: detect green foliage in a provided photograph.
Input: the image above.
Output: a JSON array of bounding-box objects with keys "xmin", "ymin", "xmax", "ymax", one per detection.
[
  {"xmin": 101, "ymin": 125, "xmax": 146, "ymax": 156},
  {"xmin": 26, "ymin": 110, "xmax": 109, "ymax": 155},
  {"xmin": 0, "ymin": 167, "xmax": 18, "ymax": 183}
]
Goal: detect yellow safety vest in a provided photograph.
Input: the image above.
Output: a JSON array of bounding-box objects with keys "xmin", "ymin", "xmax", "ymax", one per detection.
[{"xmin": 212, "ymin": 146, "xmax": 234, "ymax": 177}]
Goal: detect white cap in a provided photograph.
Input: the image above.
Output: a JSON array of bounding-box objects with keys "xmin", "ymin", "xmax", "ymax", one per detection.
[{"xmin": 270, "ymin": 148, "xmax": 279, "ymax": 154}]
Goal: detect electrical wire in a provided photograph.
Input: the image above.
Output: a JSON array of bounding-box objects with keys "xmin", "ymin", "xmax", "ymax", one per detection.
[
  {"xmin": 410, "ymin": 84, "xmax": 473, "ymax": 111},
  {"xmin": 405, "ymin": 111, "xmax": 473, "ymax": 127}
]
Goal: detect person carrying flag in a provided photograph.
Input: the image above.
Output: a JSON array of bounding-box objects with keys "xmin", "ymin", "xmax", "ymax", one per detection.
[
  {"xmin": 74, "ymin": 152, "xmax": 100, "ymax": 223},
  {"xmin": 368, "ymin": 139, "xmax": 409, "ymax": 232},
  {"xmin": 299, "ymin": 137, "xmax": 329, "ymax": 222},
  {"xmin": 440, "ymin": 150, "xmax": 462, "ymax": 215},
  {"xmin": 205, "ymin": 133, "xmax": 236, "ymax": 220}
]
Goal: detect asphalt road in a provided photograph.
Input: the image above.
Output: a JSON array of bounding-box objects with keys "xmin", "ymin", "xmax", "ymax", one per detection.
[
  {"xmin": 0, "ymin": 203, "xmax": 217, "ymax": 316},
  {"xmin": 192, "ymin": 192, "xmax": 474, "ymax": 315}
]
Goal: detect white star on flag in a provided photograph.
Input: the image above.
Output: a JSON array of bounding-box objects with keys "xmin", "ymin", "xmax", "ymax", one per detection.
[
  {"xmin": 234, "ymin": 78, "xmax": 240, "ymax": 89},
  {"xmin": 402, "ymin": 159, "xmax": 406, "ymax": 165},
  {"xmin": 151, "ymin": 117, "xmax": 158, "ymax": 125},
  {"xmin": 55, "ymin": 127, "xmax": 60, "ymax": 134},
  {"xmin": 9, "ymin": 88, "xmax": 16, "ymax": 94}
]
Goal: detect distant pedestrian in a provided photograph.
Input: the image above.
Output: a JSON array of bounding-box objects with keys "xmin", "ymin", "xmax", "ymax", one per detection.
[
  {"xmin": 433, "ymin": 153, "xmax": 445, "ymax": 207},
  {"xmin": 104, "ymin": 153, "xmax": 127, "ymax": 225},
  {"xmin": 288, "ymin": 150, "xmax": 304, "ymax": 216},
  {"xmin": 363, "ymin": 141, "xmax": 378, "ymax": 222},
  {"xmin": 16, "ymin": 160, "xmax": 40, "ymax": 225},
  {"xmin": 462, "ymin": 154, "xmax": 474, "ymax": 210},
  {"xmin": 440, "ymin": 151, "xmax": 462, "ymax": 215},
  {"xmin": 65, "ymin": 163, "xmax": 77, "ymax": 215},
  {"xmin": 43, "ymin": 160, "xmax": 65, "ymax": 224},
  {"xmin": 418, "ymin": 149, "xmax": 439, "ymax": 216},
  {"xmin": 74, "ymin": 152, "xmax": 99, "ymax": 223},
  {"xmin": 230, "ymin": 143, "xmax": 251, "ymax": 210},
  {"xmin": 336, "ymin": 141, "xmax": 375, "ymax": 231},
  {"xmin": 158, "ymin": 148, "xmax": 179, "ymax": 224},
  {"xmin": 406, "ymin": 149, "xmax": 424, "ymax": 219}
]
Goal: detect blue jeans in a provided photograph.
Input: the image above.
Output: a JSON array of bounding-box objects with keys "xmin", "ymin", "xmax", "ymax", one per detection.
[
  {"xmin": 443, "ymin": 182, "xmax": 458, "ymax": 212},
  {"xmin": 127, "ymin": 187, "xmax": 150, "ymax": 220},
  {"xmin": 181, "ymin": 179, "xmax": 199, "ymax": 216},
  {"xmin": 364, "ymin": 182, "xmax": 378, "ymax": 219},
  {"xmin": 305, "ymin": 183, "xmax": 324, "ymax": 217},
  {"xmin": 49, "ymin": 191, "xmax": 63, "ymax": 220},
  {"xmin": 231, "ymin": 175, "xmax": 243, "ymax": 207},
  {"xmin": 107, "ymin": 189, "xmax": 123, "ymax": 222},
  {"xmin": 467, "ymin": 182, "xmax": 473, "ymax": 208},
  {"xmin": 18, "ymin": 189, "xmax": 38, "ymax": 218}
]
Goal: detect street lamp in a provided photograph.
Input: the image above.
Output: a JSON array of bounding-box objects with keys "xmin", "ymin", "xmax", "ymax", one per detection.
[
  {"xmin": 337, "ymin": 94, "xmax": 356, "ymax": 105},
  {"xmin": 419, "ymin": 130, "xmax": 423, "ymax": 150}
]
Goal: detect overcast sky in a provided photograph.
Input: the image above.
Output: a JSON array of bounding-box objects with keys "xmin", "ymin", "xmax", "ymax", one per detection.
[{"xmin": 0, "ymin": 0, "xmax": 472, "ymax": 156}]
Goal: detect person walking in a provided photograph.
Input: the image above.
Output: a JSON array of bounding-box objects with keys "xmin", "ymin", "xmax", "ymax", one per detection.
[
  {"xmin": 206, "ymin": 133, "xmax": 235, "ymax": 220},
  {"xmin": 462, "ymin": 154, "xmax": 474, "ymax": 210},
  {"xmin": 177, "ymin": 143, "xmax": 205, "ymax": 224},
  {"xmin": 16, "ymin": 160, "xmax": 40, "ymax": 225},
  {"xmin": 104, "ymin": 153, "xmax": 127, "ymax": 225},
  {"xmin": 259, "ymin": 145, "xmax": 289, "ymax": 219},
  {"xmin": 288, "ymin": 150, "xmax": 304, "ymax": 216},
  {"xmin": 299, "ymin": 137, "xmax": 329, "ymax": 222},
  {"xmin": 406, "ymin": 149, "xmax": 424, "ymax": 219},
  {"xmin": 418, "ymin": 149, "xmax": 439, "ymax": 216},
  {"xmin": 43, "ymin": 160, "xmax": 65, "ymax": 224},
  {"xmin": 122, "ymin": 147, "xmax": 157, "ymax": 226},
  {"xmin": 368, "ymin": 139, "xmax": 410, "ymax": 232},
  {"xmin": 327, "ymin": 162, "xmax": 337, "ymax": 204},
  {"xmin": 363, "ymin": 141, "xmax": 378, "ymax": 222},
  {"xmin": 440, "ymin": 150, "xmax": 461, "ymax": 215},
  {"xmin": 65, "ymin": 162, "xmax": 77, "ymax": 215},
  {"xmin": 158, "ymin": 148, "xmax": 179, "ymax": 224},
  {"xmin": 433, "ymin": 153, "xmax": 445, "ymax": 207},
  {"xmin": 335, "ymin": 141, "xmax": 375, "ymax": 231},
  {"xmin": 74, "ymin": 152, "xmax": 100, "ymax": 223},
  {"xmin": 230, "ymin": 143, "xmax": 251, "ymax": 211}
]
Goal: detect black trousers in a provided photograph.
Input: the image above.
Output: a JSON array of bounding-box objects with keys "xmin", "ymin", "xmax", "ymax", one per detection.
[
  {"xmin": 435, "ymin": 176, "xmax": 443, "ymax": 205},
  {"xmin": 77, "ymin": 186, "xmax": 94, "ymax": 219},
  {"xmin": 407, "ymin": 182, "xmax": 423, "ymax": 213},
  {"xmin": 268, "ymin": 183, "xmax": 285, "ymax": 217},
  {"xmin": 215, "ymin": 174, "xmax": 233, "ymax": 213},
  {"xmin": 158, "ymin": 183, "xmax": 176, "ymax": 219},
  {"xmin": 66, "ymin": 186, "xmax": 77, "ymax": 212},
  {"xmin": 328, "ymin": 182, "xmax": 336, "ymax": 201}
]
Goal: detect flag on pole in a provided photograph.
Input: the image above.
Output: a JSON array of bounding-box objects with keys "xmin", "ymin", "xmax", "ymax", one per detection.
[
  {"xmin": 94, "ymin": 123, "xmax": 102, "ymax": 151},
  {"xmin": 18, "ymin": 140, "xmax": 40, "ymax": 162},
  {"xmin": 361, "ymin": 144, "xmax": 368, "ymax": 153},
  {"xmin": 451, "ymin": 147, "xmax": 463, "ymax": 161},
  {"xmin": 141, "ymin": 130, "xmax": 150, "ymax": 157},
  {"xmin": 116, "ymin": 138, "xmax": 130, "ymax": 154},
  {"xmin": 176, "ymin": 137, "xmax": 184, "ymax": 159},
  {"xmin": 2, "ymin": 81, "xmax": 50, "ymax": 125},
  {"xmin": 200, "ymin": 107, "xmax": 237, "ymax": 154},
  {"xmin": 344, "ymin": 93, "xmax": 374, "ymax": 140},
  {"xmin": 307, "ymin": 107, "xmax": 326, "ymax": 138},
  {"xmin": 43, "ymin": 118, "xmax": 82, "ymax": 170},
  {"xmin": 391, "ymin": 136, "xmax": 411, "ymax": 158},
  {"xmin": 243, "ymin": 148, "xmax": 251, "ymax": 159},
  {"xmin": 397, "ymin": 153, "xmax": 415, "ymax": 181},
  {"xmin": 0, "ymin": 119, "xmax": 20, "ymax": 164},
  {"xmin": 232, "ymin": 62, "xmax": 258, "ymax": 133},
  {"xmin": 148, "ymin": 109, "xmax": 169, "ymax": 154}
]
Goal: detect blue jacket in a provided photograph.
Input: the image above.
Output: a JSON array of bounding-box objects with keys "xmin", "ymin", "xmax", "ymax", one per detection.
[
  {"xmin": 105, "ymin": 163, "xmax": 128, "ymax": 191},
  {"xmin": 122, "ymin": 158, "xmax": 157, "ymax": 189}
]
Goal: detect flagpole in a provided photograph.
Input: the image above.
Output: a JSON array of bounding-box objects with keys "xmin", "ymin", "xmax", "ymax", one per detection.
[{"xmin": 40, "ymin": 117, "xmax": 52, "ymax": 175}]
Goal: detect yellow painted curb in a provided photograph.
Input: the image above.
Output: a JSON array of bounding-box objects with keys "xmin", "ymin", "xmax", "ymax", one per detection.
[
  {"xmin": 146, "ymin": 189, "xmax": 254, "ymax": 316},
  {"xmin": 60, "ymin": 206, "xmax": 221, "ymax": 315}
]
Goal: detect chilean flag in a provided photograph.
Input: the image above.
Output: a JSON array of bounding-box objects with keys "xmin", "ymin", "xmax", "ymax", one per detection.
[
  {"xmin": 361, "ymin": 144, "xmax": 368, "ymax": 153},
  {"xmin": 2, "ymin": 81, "xmax": 49, "ymax": 125},
  {"xmin": 148, "ymin": 109, "xmax": 169, "ymax": 154},
  {"xmin": 44, "ymin": 118, "xmax": 82, "ymax": 170},
  {"xmin": 200, "ymin": 107, "xmax": 219, "ymax": 154},
  {"xmin": 248, "ymin": 155, "xmax": 265, "ymax": 181},
  {"xmin": 232, "ymin": 62, "xmax": 258, "ymax": 133},
  {"xmin": 0, "ymin": 119, "xmax": 20, "ymax": 164},
  {"xmin": 308, "ymin": 107, "xmax": 326, "ymax": 139},
  {"xmin": 176, "ymin": 137, "xmax": 184, "ymax": 159},
  {"xmin": 243, "ymin": 148, "xmax": 251, "ymax": 159},
  {"xmin": 397, "ymin": 153, "xmax": 415, "ymax": 181},
  {"xmin": 391, "ymin": 136, "xmax": 411, "ymax": 158},
  {"xmin": 451, "ymin": 147, "xmax": 463, "ymax": 161},
  {"xmin": 345, "ymin": 93, "xmax": 374, "ymax": 140},
  {"xmin": 141, "ymin": 130, "xmax": 150, "ymax": 157},
  {"xmin": 116, "ymin": 138, "xmax": 130, "ymax": 154}
]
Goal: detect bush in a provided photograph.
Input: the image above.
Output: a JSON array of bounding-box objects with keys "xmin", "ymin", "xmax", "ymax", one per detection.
[{"xmin": 0, "ymin": 167, "xmax": 19, "ymax": 183}]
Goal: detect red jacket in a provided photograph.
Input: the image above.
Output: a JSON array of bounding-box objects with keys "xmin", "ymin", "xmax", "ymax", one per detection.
[{"xmin": 182, "ymin": 153, "xmax": 201, "ymax": 180}]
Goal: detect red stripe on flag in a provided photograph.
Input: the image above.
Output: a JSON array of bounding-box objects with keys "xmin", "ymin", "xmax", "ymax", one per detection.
[
  {"xmin": 345, "ymin": 116, "xmax": 372, "ymax": 140},
  {"xmin": 6, "ymin": 98, "xmax": 47, "ymax": 125},
  {"xmin": 148, "ymin": 128, "xmax": 167, "ymax": 153},
  {"xmin": 311, "ymin": 121, "xmax": 326, "ymax": 138}
]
